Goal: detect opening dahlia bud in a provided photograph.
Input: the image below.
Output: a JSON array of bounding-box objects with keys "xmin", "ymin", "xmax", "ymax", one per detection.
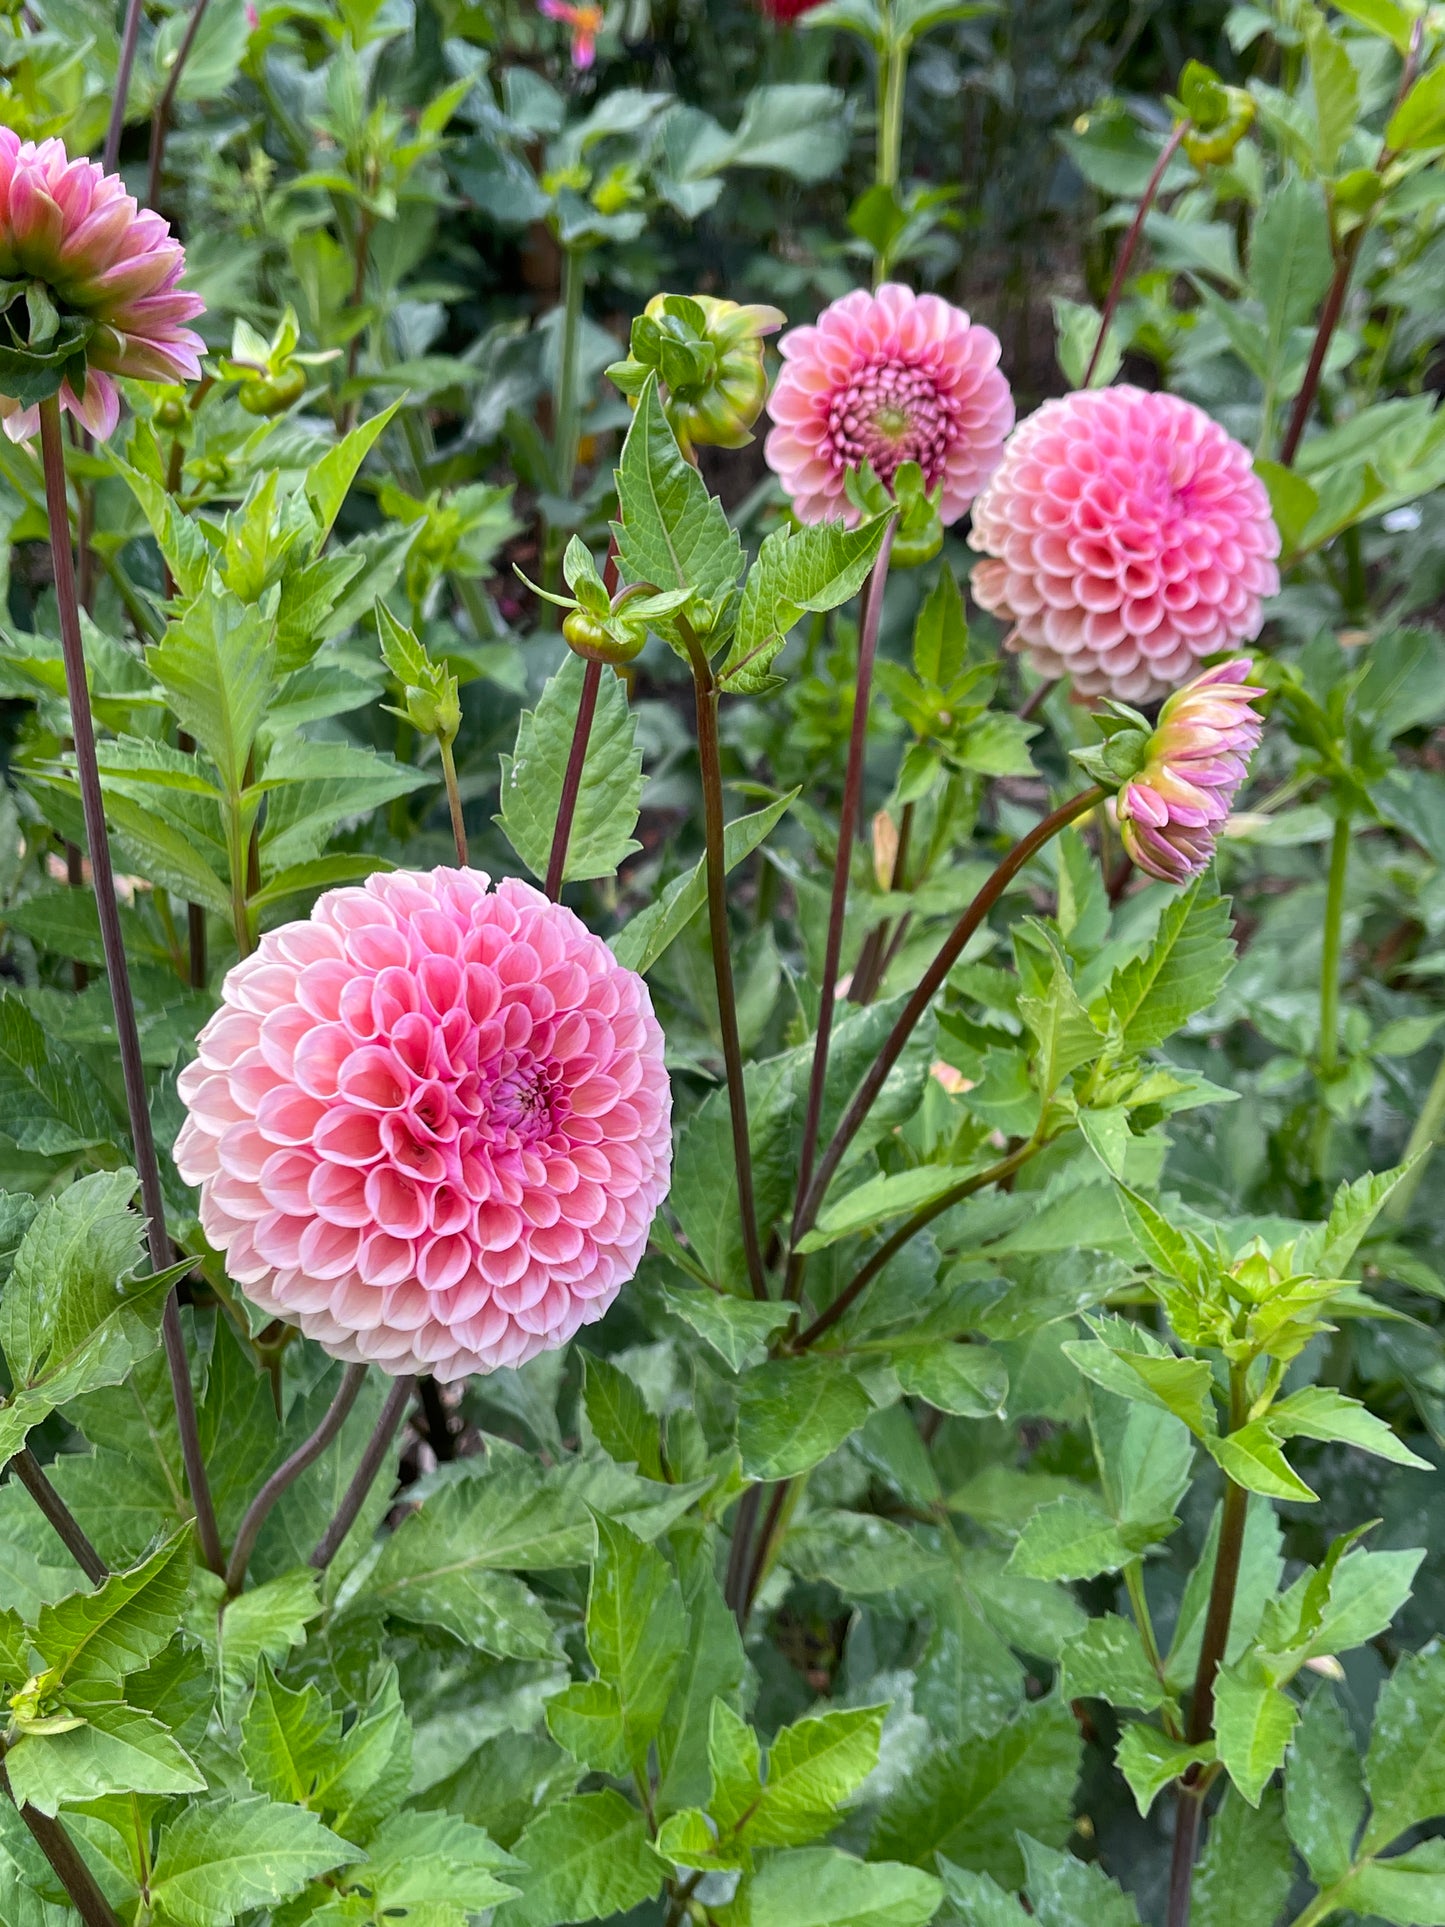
[
  {"xmin": 608, "ymin": 293, "xmax": 784, "ymax": 459},
  {"xmin": 1112, "ymin": 658, "xmax": 1265, "ymax": 885},
  {"xmin": 174, "ymin": 868, "xmax": 672, "ymax": 1380},
  {"xmin": 0, "ymin": 131, "xmax": 206, "ymax": 443},
  {"xmin": 970, "ymin": 386, "xmax": 1279, "ymax": 703}
]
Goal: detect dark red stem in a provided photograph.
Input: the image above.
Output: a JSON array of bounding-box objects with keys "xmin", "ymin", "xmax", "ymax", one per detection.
[
  {"xmin": 1085, "ymin": 121, "xmax": 1187, "ymax": 387},
  {"xmin": 310, "ymin": 1372, "xmax": 415, "ymax": 1572},
  {"xmin": 104, "ymin": 0, "xmax": 145, "ymax": 173},
  {"xmin": 225, "ymin": 1364, "xmax": 367, "ymax": 1594},
  {"xmin": 11, "ymin": 1448, "xmax": 108, "ymax": 1583}
]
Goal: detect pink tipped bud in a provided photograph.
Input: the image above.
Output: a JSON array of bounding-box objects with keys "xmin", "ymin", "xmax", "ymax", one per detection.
[{"xmin": 1116, "ymin": 658, "xmax": 1265, "ymax": 884}]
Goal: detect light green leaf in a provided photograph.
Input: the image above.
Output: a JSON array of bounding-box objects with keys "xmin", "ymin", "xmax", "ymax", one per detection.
[
  {"xmin": 1268, "ymin": 1384, "xmax": 1430, "ymax": 1469},
  {"xmin": 1017, "ymin": 1836, "xmax": 1142, "ymax": 1926},
  {"xmin": 1387, "ymin": 62, "xmax": 1445, "ymax": 151},
  {"xmin": 894, "ymin": 1342, "xmax": 1007, "ymax": 1417},
  {"xmin": 581, "ymin": 1354, "xmax": 663, "ymax": 1479},
  {"xmin": 913, "ymin": 565, "xmax": 969, "ymax": 685},
  {"xmin": 496, "ymin": 1790, "xmax": 664, "ymax": 1927},
  {"xmin": 728, "ymin": 1848, "xmax": 943, "ymax": 1927},
  {"xmin": 1007, "ymin": 1497, "xmax": 1138, "ymax": 1582},
  {"xmin": 1251, "ymin": 177, "xmax": 1334, "ymax": 394},
  {"xmin": 35, "ymin": 1529, "xmax": 191, "ymax": 1689},
  {"xmin": 935, "ymin": 1860, "xmax": 1029, "ymax": 1925},
  {"xmin": 1114, "ymin": 1724, "xmax": 1213, "ymax": 1817},
  {"xmin": 1286, "ymin": 1686, "xmax": 1365, "ymax": 1885},
  {"xmin": 1333, "ymin": 0, "xmax": 1415, "ymax": 53},
  {"xmin": 743, "ymin": 1704, "xmax": 885, "ymax": 1849},
  {"xmin": 737, "ymin": 1358, "xmax": 874, "ymax": 1480},
  {"xmin": 611, "ymin": 788, "xmax": 798, "ymax": 974},
  {"xmin": 1297, "ymin": 1162, "xmax": 1415, "ymax": 1279},
  {"xmin": 304, "ymin": 403, "xmax": 402, "ymax": 550},
  {"xmin": 799, "ymin": 1162, "xmax": 976, "ymax": 1253},
  {"xmin": 614, "ymin": 372, "xmax": 743, "ymax": 609},
  {"xmin": 147, "ymin": 590, "xmax": 277, "ymax": 795},
  {"xmin": 1215, "ymin": 1659, "xmax": 1299, "ymax": 1805},
  {"xmin": 659, "ymin": 1282, "xmax": 793, "ymax": 1372},
  {"xmin": 1208, "ymin": 1422, "xmax": 1317, "ymax": 1502},
  {"xmin": 721, "ymin": 514, "xmax": 892, "ymax": 692},
  {"xmin": 5, "ymin": 1702, "xmax": 205, "ymax": 1815},
  {"xmin": 1362, "ymin": 1645, "xmax": 1445, "ymax": 1855},
  {"xmin": 1058, "ymin": 1614, "xmax": 1170, "ymax": 1713},
  {"xmin": 1193, "ymin": 1786, "xmax": 1295, "ymax": 1927},
  {"xmin": 496, "ymin": 653, "xmax": 643, "ymax": 883},
  {"xmin": 1306, "ymin": 13, "xmax": 1359, "ymax": 172},
  {"xmin": 187, "ymin": 1567, "xmax": 321, "ymax": 1722},
  {"xmin": 573, "ymin": 1514, "xmax": 686, "ymax": 1773},
  {"xmin": 0, "ymin": 995, "xmax": 121, "ymax": 1157},
  {"xmin": 149, "ymin": 1795, "xmax": 359, "ymax": 1927},
  {"xmin": 1336, "ymin": 1838, "xmax": 1445, "ymax": 1925},
  {"xmin": 1103, "ymin": 883, "xmax": 1235, "ymax": 1053},
  {"xmin": 781, "ymin": 1511, "xmax": 946, "ymax": 1596},
  {"xmin": 1019, "ymin": 956, "xmax": 1103, "ymax": 1097}
]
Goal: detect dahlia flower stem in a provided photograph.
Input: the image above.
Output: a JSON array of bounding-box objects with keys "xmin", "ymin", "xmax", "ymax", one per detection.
[
  {"xmin": 1085, "ymin": 120, "xmax": 1186, "ymax": 388},
  {"xmin": 793, "ymin": 1137, "xmax": 1040, "ymax": 1351},
  {"xmin": 11, "ymin": 1448, "xmax": 109, "ymax": 1584},
  {"xmin": 310, "ymin": 1372, "xmax": 415, "ymax": 1573},
  {"xmin": 225, "ymin": 1363, "xmax": 367, "ymax": 1594},
  {"xmin": 2, "ymin": 1765, "xmax": 122, "ymax": 1927},
  {"xmin": 38, "ymin": 395, "xmax": 224, "ymax": 1580},
  {"xmin": 104, "ymin": 0, "xmax": 146, "ymax": 173},
  {"xmin": 789, "ymin": 525, "xmax": 896, "ymax": 1300},
  {"xmin": 545, "ymin": 659, "xmax": 602, "ymax": 901},
  {"xmin": 684, "ymin": 625, "xmax": 769, "ymax": 1302},
  {"xmin": 1167, "ymin": 1364, "xmax": 1250, "ymax": 1927},
  {"xmin": 1318, "ymin": 810, "xmax": 1351, "ymax": 1080},
  {"xmin": 792, "ymin": 786, "xmax": 1103, "ymax": 1251},
  {"xmin": 742, "ymin": 1476, "xmax": 797, "ymax": 1617},
  {"xmin": 439, "ymin": 737, "xmax": 469, "ymax": 868},
  {"xmin": 723, "ymin": 1485, "xmax": 763, "ymax": 1623},
  {"xmin": 850, "ymin": 800, "xmax": 914, "ymax": 1005},
  {"xmin": 146, "ymin": 0, "xmax": 213, "ymax": 210}
]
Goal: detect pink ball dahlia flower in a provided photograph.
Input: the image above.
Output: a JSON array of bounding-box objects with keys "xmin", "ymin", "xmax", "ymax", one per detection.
[
  {"xmin": 0, "ymin": 131, "xmax": 206, "ymax": 443},
  {"xmin": 764, "ymin": 283, "xmax": 1014, "ymax": 527},
  {"xmin": 970, "ymin": 386, "xmax": 1280, "ymax": 703},
  {"xmin": 174, "ymin": 869, "xmax": 671, "ymax": 1381},
  {"xmin": 1116, "ymin": 658, "xmax": 1265, "ymax": 884}
]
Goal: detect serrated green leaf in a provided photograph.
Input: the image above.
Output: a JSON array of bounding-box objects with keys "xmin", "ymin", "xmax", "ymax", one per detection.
[
  {"xmin": 1058, "ymin": 1613, "xmax": 1169, "ymax": 1712},
  {"xmin": 304, "ymin": 404, "xmax": 402, "ymax": 551},
  {"xmin": 1362, "ymin": 1645, "xmax": 1445, "ymax": 1855},
  {"xmin": 1215, "ymin": 1658, "xmax": 1298, "ymax": 1805},
  {"xmin": 496, "ymin": 653, "xmax": 643, "ymax": 883},
  {"xmin": 1387, "ymin": 62, "xmax": 1445, "ymax": 151},
  {"xmin": 0, "ymin": 995, "xmax": 121, "ymax": 1157},
  {"xmin": 581, "ymin": 1354, "xmax": 662, "ymax": 1479},
  {"xmin": 1019, "ymin": 955, "xmax": 1103, "ymax": 1097},
  {"xmin": 614, "ymin": 373, "xmax": 743, "ymax": 610},
  {"xmin": 149, "ymin": 1795, "xmax": 359, "ymax": 1927},
  {"xmin": 147, "ymin": 591, "xmax": 277, "ymax": 796},
  {"xmin": 572, "ymin": 1514, "xmax": 686, "ymax": 1773},
  {"xmin": 736, "ymin": 1357, "xmax": 874, "ymax": 1480},
  {"xmin": 1268, "ymin": 1384, "xmax": 1430, "ymax": 1469},
  {"xmin": 728, "ymin": 1848, "xmax": 943, "ymax": 1926},
  {"xmin": 1114, "ymin": 1723, "xmax": 1213, "ymax": 1817},
  {"xmin": 496, "ymin": 1790, "xmax": 664, "ymax": 1927},
  {"xmin": 721, "ymin": 514, "xmax": 891, "ymax": 692},
  {"xmin": 1017, "ymin": 1836, "xmax": 1141, "ymax": 1926},
  {"xmin": 1286, "ymin": 1686, "xmax": 1364, "ymax": 1885},
  {"xmin": 893, "ymin": 1342, "xmax": 1007, "ymax": 1417},
  {"xmin": 5, "ymin": 1701, "xmax": 205, "ymax": 1815},
  {"xmin": 35, "ymin": 1529, "xmax": 191, "ymax": 1689},
  {"xmin": 1208, "ymin": 1422, "xmax": 1317, "ymax": 1502},
  {"xmin": 1193, "ymin": 1786, "xmax": 1295, "ymax": 1927},
  {"xmin": 798, "ymin": 1162, "xmax": 977, "ymax": 1253},
  {"xmin": 1007, "ymin": 1497, "xmax": 1138, "ymax": 1582},
  {"xmin": 1103, "ymin": 883, "xmax": 1234, "ymax": 1052}
]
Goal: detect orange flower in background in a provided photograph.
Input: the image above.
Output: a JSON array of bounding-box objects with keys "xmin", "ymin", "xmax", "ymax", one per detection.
[{"xmin": 538, "ymin": 0, "xmax": 604, "ymax": 68}]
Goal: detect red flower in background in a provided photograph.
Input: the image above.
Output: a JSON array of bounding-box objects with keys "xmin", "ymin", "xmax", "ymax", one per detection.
[{"xmin": 757, "ymin": 0, "xmax": 827, "ymax": 18}]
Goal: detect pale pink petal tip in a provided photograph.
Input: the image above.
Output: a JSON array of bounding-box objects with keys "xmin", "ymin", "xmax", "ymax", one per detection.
[
  {"xmin": 176, "ymin": 867, "xmax": 672, "ymax": 1381},
  {"xmin": 0, "ymin": 135, "xmax": 207, "ymax": 443},
  {"xmin": 969, "ymin": 384, "xmax": 1281, "ymax": 704},
  {"xmin": 763, "ymin": 281, "xmax": 1014, "ymax": 528},
  {"xmin": 1116, "ymin": 656, "xmax": 1265, "ymax": 883}
]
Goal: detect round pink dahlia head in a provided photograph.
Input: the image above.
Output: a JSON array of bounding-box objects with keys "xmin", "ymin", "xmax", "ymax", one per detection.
[
  {"xmin": 764, "ymin": 282, "xmax": 1014, "ymax": 527},
  {"xmin": 970, "ymin": 385, "xmax": 1280, "ymax": 703},
  {"xmin": 1116, "ymin": 658, "xmax": 1265, "ymax": 884},
  {"xmin": 174, "ymin": 869, "xmax": 672, "ymax": 1381},
  {"xmin": 0, "ymin": 130, "xmax": 206, "ymax": 443}
]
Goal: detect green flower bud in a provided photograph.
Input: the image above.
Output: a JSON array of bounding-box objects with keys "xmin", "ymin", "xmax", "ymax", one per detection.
[
  {"xmin": 608, "ymin": 292, "xmax": 784, "ymax": 458},
  {"xmin": 562, "ymin": 606, "xmax": 646, "ymax": 665},
  {"xmin": 238, "ymin": 362, "xmax": 308, "ymax": 415}
]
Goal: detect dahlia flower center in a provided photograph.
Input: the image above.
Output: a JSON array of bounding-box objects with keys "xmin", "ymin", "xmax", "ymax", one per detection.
[
  {"xmin": 489, "ymin": 1061, "xmax": 564, "ymax": 1144},
  {"xmin": 827, "ymin": 356, "xmax": 953, "ymax": 488}
]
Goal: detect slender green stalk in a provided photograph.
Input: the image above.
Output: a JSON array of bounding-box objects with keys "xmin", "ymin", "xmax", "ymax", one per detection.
[
  {"xmin": 226, "ymin": 1365, "xmax": 367, "ymax": 1595},
  {"xmin": 310, "ymin": 1372, "xmax": 415, "ymax": 1572},
  {"xmin": 789, "ymin": 527, "xmax": 896, "ymax": 1300},
  {"xmin": 1123, "ymin": 1558, "xmax": 1180, "ymax": 1736},
  {"xmin": 226, "ymin": 796, "xmax": 253, "ymax": 960},
  {"xmin": 11, "ymin": 1449, "xmax": 108, "ymax": 1584},
  {"xmin": 872, "ymin": 8, "xmax": 908, "ymax": 283},
  {"xmin": 554, "ymin": 243, "xmax": 588, "ymax": 499},
  {"xmin": 792, "ymin": 787, "xmax": 1104, "ymax": 1250},
  {"xmin": 439, "ymin": 738, "xmax": 469, "ymax": 867},
  {"xmin": 685, "ymin": 627, "xmax": 768, "ymax": 1301},
  {"xmin": 1318, "ymin": 812, "xmax": 1351, "ymax": 1079},
  {"xmin": 39, "ymin": 396, "xmax": 223, "ymax": 1578}
]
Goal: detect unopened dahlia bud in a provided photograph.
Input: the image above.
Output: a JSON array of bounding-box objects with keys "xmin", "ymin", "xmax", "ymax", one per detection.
[
  {"xmin": 174, "ymin": 869, "xmax": 672, "ymax": 1379},
  {"xmin": 765, "ymin": 283, "xmax": 1013, "ymax": 528},
  {"xmin": 1115, "ymin": 658, "xmax": 1264, "ymax": 884},
  {"xmin": 970, "ymin": 386, "xmax": 1279, "ymax": 702},
  {"xmin": 0, "ymin": 131, "xmax": 206, "ymax": 442},
  {"xmin": 608, "ymin": 294, "xmax": 783, "ymax": 459}
]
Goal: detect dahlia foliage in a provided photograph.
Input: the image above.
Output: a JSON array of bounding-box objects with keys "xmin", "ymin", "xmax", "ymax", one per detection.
[
  {"xmin": 764, "ymin": 282, "xmax": 1014, "ymax": 527},
  {"xmin": 969, "ymin": 384, "xmax": 1280, "ymax": 702},
  {"xmin": 176, "ymin": 869, "xmax": 671, "ymax": 1380},
  {"xmin": 1115, "ymin": 658, "xmax": 1266, "ymax": 884},
  {"xmin": 0, "ymin": 129, "xmax": 205, "ymax": 441}
]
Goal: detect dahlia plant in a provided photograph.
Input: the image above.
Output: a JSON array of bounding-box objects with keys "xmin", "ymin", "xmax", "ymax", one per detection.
[{"xmin": 5, "ymin": 11, "xmax": 1445, "ymax": 1927}]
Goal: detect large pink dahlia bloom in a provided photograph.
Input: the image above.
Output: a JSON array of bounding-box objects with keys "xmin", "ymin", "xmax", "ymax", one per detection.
[
  {"xmin": 764, "ymin": 283, "xmax": 1014, "ymax": 527},
  {"xmin": 174, "ymin": 869, "xmax": 671, "ymax": 1380},
  {"xmin": 970, "ymin": 386, "xmax": 1280, "ymax": 703},
  {"xmin": 0, "ymin": 131, "xmax": 206, "ymax": 442},
  {"xmin": 1116, "ymin": 658, "xmax": 1265, "ymax": 884}
]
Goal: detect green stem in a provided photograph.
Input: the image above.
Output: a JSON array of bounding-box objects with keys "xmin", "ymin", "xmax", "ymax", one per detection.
[
  {"xmin": 439, "ymin": 737, "xmax": 468, "ymax": 867},
  {"xmin": 1123, "ymin": 1557, "xmax": 1180, "ymax": 1738},
  {"xmin": 554, "ymin": 243, "xmax": 587, "ymax": 500},
  {"xmin": 684, "ymin": 625, "xmax": 768, "ymax": 1302},
  {"xmin": 225, "ymin": 797, "xmax": 253, "ymax": 960},
  {"xmin": 1319, "ymin": 811, "xmax": 1351, "ymax": 1079}
]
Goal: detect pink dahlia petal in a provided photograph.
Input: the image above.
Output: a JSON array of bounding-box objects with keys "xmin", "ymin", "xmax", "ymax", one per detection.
[
  {"xmin": 0, "ymin": 136, "xmax": 206, "ymax": 443},
  {"xmin": 970, "ymin": 387, "xmax": 1280, "ymax": 702},
  {"xmin": 764, "ymin": 282, "xmax": 1014, "ymax": 528},
  {"xmin": 175, "ymin": 867, "xmax": 672, "ymax": 1379},
  {"xmin": 1116, "ymin": 657, "xmax": 1265, "ymax": 883}
]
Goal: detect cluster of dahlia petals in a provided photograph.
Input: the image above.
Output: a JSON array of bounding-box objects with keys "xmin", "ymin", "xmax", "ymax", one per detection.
[
  {"xmin": 1116, "ymin": 658, "xmax": 1265, "ymax": 884},
  {"xmin": 174, "ymin": 870, "xmax": 671, "ymax": 1381},
  {"xmin": 764, "ymin": 283, "xmax": 1014, "ymax": 528},
  {"xmin": 0, "ymin": 130, "xmax": 206, "ymax": 442},
  {"xmin": 969, "ymin": 385, "xmax": 1280, "ymax": 703}
]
